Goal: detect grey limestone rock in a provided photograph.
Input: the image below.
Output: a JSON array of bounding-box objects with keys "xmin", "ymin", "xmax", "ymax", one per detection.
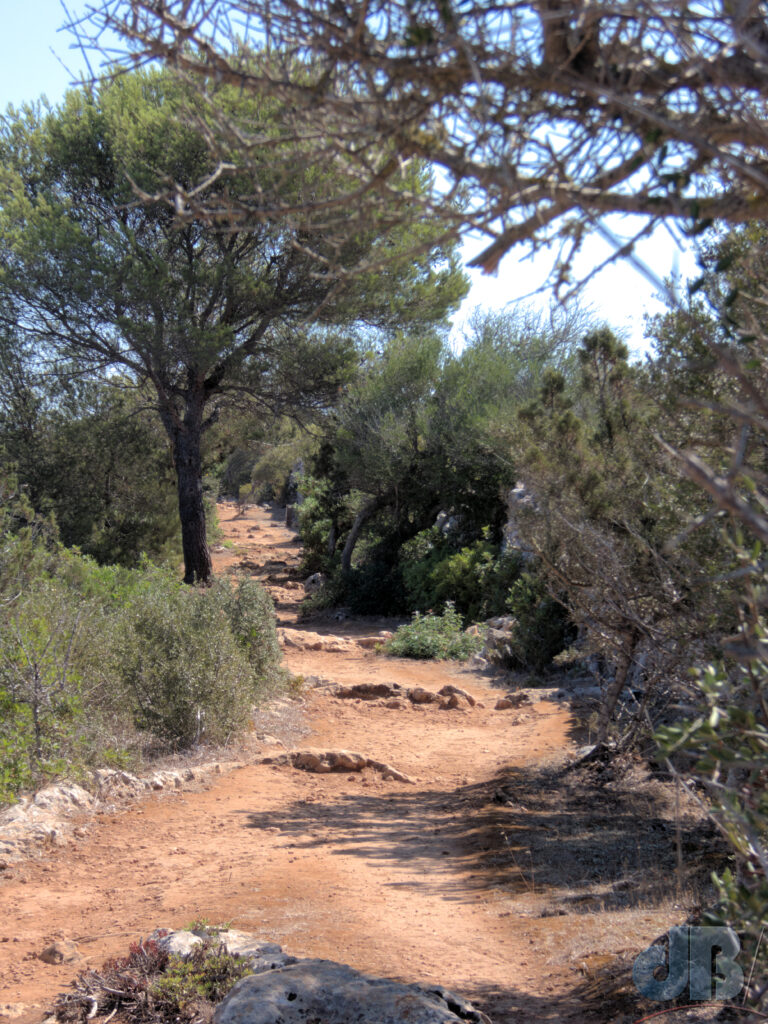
[{"xmin": 214, "ymin": 959, "xmax": 491, "ymax": 1024}]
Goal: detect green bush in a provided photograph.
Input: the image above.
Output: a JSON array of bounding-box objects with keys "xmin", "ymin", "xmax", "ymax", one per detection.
[
  {"xmin": 343, "ymin": 559, "xmax": 407, "ymax": 615},
  {"xmin": 115, "ymin": 580, "xmax": 261, "ymax": 748},
  {"xmin": 211, "ymin": 577, "xmax": 282, "ymax": 684},
  {"xmin": 0, "ymin": 580, "xmax": 95, "ymax": 796},
  {"xmin": 218, "ymin": 447, "xmax": 257, "ymax": 499},
  {"xmin": 0, "ymin": 692, "xmax": 34, "ymax": 805},
  {"xmin": 385, "ymin": 604, "xmax": 482, "ymax": 660},
  {"xmin": 656, "ymin": 652, "xmax": 768, "ymax": 998},
  {"xmin": 402, "ymin": 531, "xmax": 523, "ymax": 622},
  {"xmin": 504, "ymin": 571, "xmax": 575, "ymax": 672},
  {"xmin": 0, "ymin": 471, "xmax": 286, "ymax": 800},
  {"xmin": 296, "ymin": 476, "xmax": 338, "ymax": 575}
]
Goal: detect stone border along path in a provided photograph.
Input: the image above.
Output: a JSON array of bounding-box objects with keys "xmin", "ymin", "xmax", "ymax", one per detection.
[
  {"xmin": 0, "ymin": 502, "xmax": 679, "ymax": 1024},
  {"xmin": 0, "ymin": 764, "xmax": 239, "ymax": 869}
]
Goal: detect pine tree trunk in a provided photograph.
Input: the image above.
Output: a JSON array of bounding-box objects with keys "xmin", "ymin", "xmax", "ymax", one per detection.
[{"xmin": 171, "ymin": 402, "xmax": 212, "ymax": 585}]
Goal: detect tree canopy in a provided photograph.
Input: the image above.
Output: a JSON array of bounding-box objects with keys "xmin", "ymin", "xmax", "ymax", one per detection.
[{"xmin": 0, "ymin": 66, "xmax": 467, "ymax": 582}]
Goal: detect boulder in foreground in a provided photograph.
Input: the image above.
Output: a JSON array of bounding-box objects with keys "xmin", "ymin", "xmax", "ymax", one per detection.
[{"xmin": 214, "ymin": 958, "xmax": 492, "ymax": 1024}]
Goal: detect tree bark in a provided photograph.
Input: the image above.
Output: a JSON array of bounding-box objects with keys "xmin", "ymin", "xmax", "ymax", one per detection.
[
  {"xmin": 595, "ymin": 633, "xmax": 638, "ymax": 745},
  {"xmin": 169, "ymin": 394, "xmax": 212, "ymax": 585},
  {"xmin": 341, "ymin": 495, "xmax": 384, "ymax": 574}
]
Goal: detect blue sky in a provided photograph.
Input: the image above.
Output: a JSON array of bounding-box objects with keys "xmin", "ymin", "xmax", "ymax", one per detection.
[
  {"xmin": 453, "ymin": 219, "xmax": 696, "ymax": 355},
  {"xmin": 0, "ymin": 2, "xmax": 87, "ymax": 110},
  {"xmin": 2, "ymin": 2, "xmax": 694, "ymax": 354}
]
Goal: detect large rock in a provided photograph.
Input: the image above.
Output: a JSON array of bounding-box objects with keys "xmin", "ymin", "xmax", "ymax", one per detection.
[
  {"xmin": 303, "ymin": 572, "xmax": 325, "ymax": 594},
  {"xmin": 495, "ymin": 692, "xmax": 531, "ymax": 711},
  {"xmin": 501, "ymin": 482, "xmax": 536, "ymax": 559},
  {"xmin": 214, "ymin": 959, "xmax": 491, "ymax": 1024},
  {"xmin": 437, "ymin": 685, "xmax": 476, "ymax": 707},
  {"xmin": 262, "ymin": 750, "xmax": 413, "ymax": 784},
  {"xmin": 357, "ymin": 632, "xmax": 394, "ymax": 650},
  {"xmin": 439, "ymin": 693, "xmax": 472, "ymax": 711},
  {"xmin": 93, "ymin": 769, "xmax": 146, "ymax": 802},
  {"xmin": 39, "ymin": 939, "xmax": 80, "ymax": 965},
  {"xmin": 485, "ymin": 616, "xmax": 516, "ymax": 632},
  {"xmin": 480, "ymin": 619, "xmax": 520, "ymax": 668},
  {"xmin": 0, "ymin": 1004, "xmax": 36, "ymax": 1019},
  {"xmin": 153, "ymin": 930, "xmax": 204, "ymax": 956},
  {"xmin": 335, "ymin": 682, "xmax": 404, "ymax": 701},
  {"xmin": 0, "ymin": 783, "xmax": 97, "ymax": 864},
  {"xmin": 278, "ymin": 629, "xmax": 356, "ymax": 654},
  {"xmin": 32, "ymin": 784, "xmax": 94, "ymax": 814},
  {"xmin": 408, "ymin": 687, "xmax": 438, "ymax": 705}
]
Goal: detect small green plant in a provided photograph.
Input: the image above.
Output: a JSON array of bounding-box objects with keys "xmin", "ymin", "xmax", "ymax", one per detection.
[
  {"xmin": 185, "ymin": 918, "xmax": 210, "ymax": 932},
  {"xmin": 151, "ymin": 942, "xmax": 252, "ymax": 1015},
  {"xmin": 185, "ymin": 919, "xmax": 232, "ymax": 935},
  {"xmin": 286, "ymin": 673, "xmax": 305, "ymax": 696},
  {"xmin": 384, "ymin": 603, "xmax": 482, "ymax": 660},
  {"xmin": 55, "ymin": 936, "xmax": 252, "ymax": 1023}
]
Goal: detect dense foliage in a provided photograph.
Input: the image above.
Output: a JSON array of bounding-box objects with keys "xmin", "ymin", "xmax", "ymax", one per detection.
[
  {"xmin": 294, "ymin": 308, "xmax": 586, "ymax": 626},
  {"xmin": 0, "ymin": 472, "xmax": 284, "ymax": 805},
  {"xmin": 0, "ymin": 350, "xmax": 179, "ymax": 565}
]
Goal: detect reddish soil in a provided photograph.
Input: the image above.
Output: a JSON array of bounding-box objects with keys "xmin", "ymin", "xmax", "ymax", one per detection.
[{"xmin": 0, "ymin": 503, "xmax": 687, "ymax": 1024}]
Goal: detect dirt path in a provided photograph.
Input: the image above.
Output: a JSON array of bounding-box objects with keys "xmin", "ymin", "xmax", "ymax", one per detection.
[{"xmin": 0, "ymin": 504, "xmax": 677, "ymax": 1024}]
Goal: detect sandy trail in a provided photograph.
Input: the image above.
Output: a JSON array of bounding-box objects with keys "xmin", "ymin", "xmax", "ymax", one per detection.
[{"xmin": 0, "ymin": 503, "xmax": 671, "ymax": 1023}]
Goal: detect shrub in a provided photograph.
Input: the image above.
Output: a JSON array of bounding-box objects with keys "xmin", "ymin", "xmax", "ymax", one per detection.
[
  {"xmin": 54, "ymin": 937, "xmax": 253, "ymax": 1024},
  {"xmin": 342, "ymin": 559, "xmax": 407, "ymax": 615},
  {"xmin": 0, "ymin": 692, "xmax": 34, "ymax": 804},
  {"xmin": 218, "ymin": 447, "xmax": 257, "ymax": 499},
  {"xmin": 0, "ymin": 580, "xmax": 96, "ymax": 795},
  {"xmin": 504, "ymin": 571, "xmax": 575, "ymax": 672},
  {"xmin": 151, "ymin": 942, "xmax": 253, "ymax": 1016},
  {"xmin": 210, "ymin": 577, "xmax": 282, "ymax": 684},
  {"xmin": 385, "ymin": 604, "xmax": 482, "ymax": 660},
  {"xmin": 115, "ymin": 579, "xmax": 260, "ymax": 748},
  {"xmin": 299, "ymin": 572, "xmax": 346, "ymax": 617},
  {"xmin": 401, "ymin": 529, "xmax": 524, "ymax": 622},
  {"xmin": 0, "ymin": 476, "xmax": 287, "ymax": 800},
  {"xmin": 656, "ymin": 651, "xmax": 768, "ymax": 1002},
  {"xmin": 296, "ymin": 478, "xmax": 336, "ymax": 575}
]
